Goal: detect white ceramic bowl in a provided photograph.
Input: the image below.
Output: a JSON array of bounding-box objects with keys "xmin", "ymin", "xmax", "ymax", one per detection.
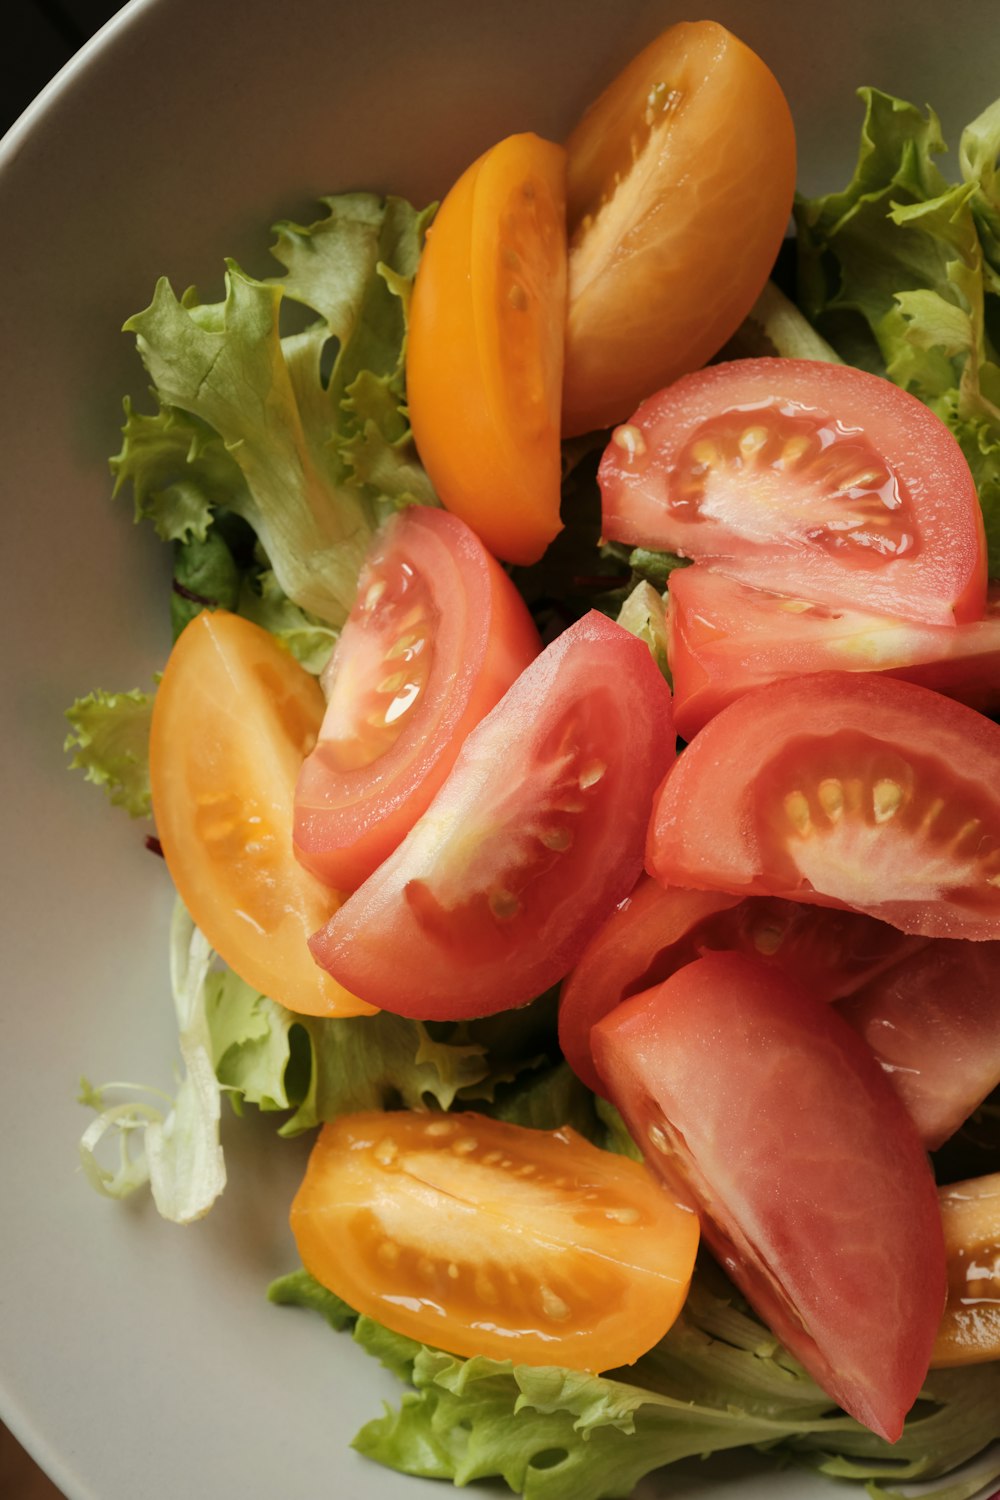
[{"xmin": 2, "ymin": 2, "xmax": 998, "ymax": 1497}]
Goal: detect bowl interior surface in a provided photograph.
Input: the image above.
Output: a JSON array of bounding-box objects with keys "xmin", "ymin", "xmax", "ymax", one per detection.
[{"xmin": 2, "ymin": 1, "xmax": 997, "ymax": 1497}]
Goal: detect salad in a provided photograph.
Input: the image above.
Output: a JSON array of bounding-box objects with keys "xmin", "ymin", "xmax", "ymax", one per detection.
[{"xmin": 65, "ymin": 17, "xmax": 1000, "ymax": 1500}]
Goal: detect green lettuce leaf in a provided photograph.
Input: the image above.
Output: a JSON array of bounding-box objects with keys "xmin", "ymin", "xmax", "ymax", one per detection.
[
  {"xmin": 615, "ymin": 580, "xmax": 671, "ymax": 683},
  {"xmin": 118, "ymin": 193, "xmax": 435, "ymax": 631},
  {"xmin": 272, "ymin": 1263, "xmax": 1000, "ymax": 1500},
  {"xmin": 64, "ymin": 686, "xmax": 155, "ymax": 817}
]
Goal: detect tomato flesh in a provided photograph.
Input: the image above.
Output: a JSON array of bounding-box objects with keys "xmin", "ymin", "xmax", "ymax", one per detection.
[
  {"xmin": 293, "ymin": 508, "xmax": 540, "ymax": 890},
  {"xmin": 648, "ymin": 671, "xmax": 1000, "ymax": 939},
  {"xmin": 591, "ymin": 952, "xmax": 947, "ymax": 1441},
  {"xmin": 601, "ymin": 359, "xmax": 986, "ymax": 626},
  {"xmin": 149, "ymin": 611, "xmax": 372, "ymax": 1018},
  {"xmin": 668, "ymin": 569, "xmax": 1000, "ymax": 741},
  {"xmin": 407, "ymin": 133, "xmax": 566, "ymax": 565},
  {"xmin": 931, "ymin": 1173, "xmax": 1000, "ymax": 1368},
  {"xmin": 838, "ymin": 940, "xmax": 1000, "ymax": 1149},
  {"xmin": 310, "ymin": 612, "xmax": 675, "ymax": 1019},
  {"xmin": 290, "ymin": 1110, "xmax": 699, "ymax": 1371},
  {"xmin": 562, "ymin": 22, "xmax": 795, "ymax": 436}
]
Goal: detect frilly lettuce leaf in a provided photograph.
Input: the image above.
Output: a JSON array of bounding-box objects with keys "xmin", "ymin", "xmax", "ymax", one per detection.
[
  {"xmin": 270, "ymin": 1264, "xmax": 1000, "ymax": 1500},
  {"xmin": 116, "ymin": 193, "xmax": 435, "ymax": 631},
  {"xmin": 64, "ymin": 685, "xmax": 156, "ymax": 817}
]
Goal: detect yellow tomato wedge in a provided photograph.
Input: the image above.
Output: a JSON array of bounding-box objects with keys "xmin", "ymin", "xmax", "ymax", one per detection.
[
  {"xmin": 562, "ymin": 20, "xmax": 796, "ymax": 435},
  {"xmin": 291, "ymin": 1110, "xmax": 699, "ymax": 1371},
  {"xmin": 407, "ymin": 133, "xmax": 567, "ymax": 566},
  {"xmin": 150, "ymin": 610, "xmax": 373, "ymax": 1018},
  {"xmin": 931, "ymin": 1172, "xmax": 1000, "ymax": 1367}
]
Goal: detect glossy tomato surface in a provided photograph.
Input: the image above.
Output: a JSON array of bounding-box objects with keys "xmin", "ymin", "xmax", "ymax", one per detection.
[
  {"xmin": 149, "ymin": 611, "xmax": 372, "ymax": 1017},
  {"xmin": 290, "ymin": 1110, "xmax": 699, "ymax": 1371},
  {"xmin": 591, "ymin": 951, "xmax": 947, "ymax": 1441},
  {"xmin": 931, "ymin": 1173, "xmax": 1000, "ymax": 1368},
  {"xmin": 648, "ymin": 671, "xmax": 1000, "ymax": 939},
  {"xmin": 601, "ymin": 359, "xmax": 986, "ymax": 625},
  {"xmin": 562, "ymin": 21, "xmax": 795, "ymax": 435},
  {"xmin": 293, "ymin": 508, "xmax": 540, "ymax": 890},
  {"xmin": 310, "ymin": 611, "xmax": 675, "ymax": 1018},
  {"xmin": 407, "ymin": 133, "xmax": 566, "ymax": 565},
  {"xmin": 560, "ymin": 877, "xmax": 918, "ymax": 1095},
  {"xmin": 668, "ymin": 569, "xmax": 1000, "ymax": 740},
  {"xmin": 838, "ymin": 939, "xmax": 1000, "ymax": 1148}
]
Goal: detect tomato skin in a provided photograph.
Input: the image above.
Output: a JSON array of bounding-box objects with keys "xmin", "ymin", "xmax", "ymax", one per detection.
[
  {"xmin": 407, "ymin": 133, "xmax": 566, "ymax": 565},
  {"xmin": 601, "ymin": 359, "xmax": 986, "ymax": 627},
  {"xmin": 591, "ymin": 952, "xmax": 947, "ymax": 1441},
  {"xmin": 647, "ymin": 671, "xmax": 1000, "ymax": 940},
  {"xmin": 149, "ymin": 611, "xmax": 372, "ymax": 1018},
  {"xmin": 931, "ymin": 1173, "xmax": 1000, "ymax": 1368},
  {"xmin": 560, "ymin": 877, "xmax": 919, "ymax": 1097},
  {"xmin": 562, "ymin": 21, "xmax": 795, "ymax": 436},
  {"xmin": 559, "ymin": 881, "xmax": 741, "ymax": 1095},
  {"xmin": 668, "ymin": 570, "xmax": 1000, "ymax": 741},
  {"xmin": 838, "ymin": 940, "xmax": 1000, "ymax": 1149},
  {"xmin": 293, "ymin": 508, "xmax": 540, "ymax": 891},
  {"xmin": 309, "ymin": 612, "xmax": 675, "ymax": 1019},
  {"xmin": 290, "ymin": 1110, "xmax": 699, "ymax": 1372}
]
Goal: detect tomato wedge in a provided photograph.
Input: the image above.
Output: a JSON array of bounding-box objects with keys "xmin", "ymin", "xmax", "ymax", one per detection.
[
  {"xmin": 931, "ymin": 1173, "xmax": 1000, "ymax": 1368},
  {"xmin": 310, "ymin": 612, "xmax": 675, "ymax": 1018},
  {"xmin": 838, "ymin": 940, "xmax": 1000, "ymax": 1148},
  {"xmin": 591, "ymin": 952, "xmax": 947, "ymax": 1441},
  {"xmin": 562, "ymin": 21, "xmax": 795, "ymax": 436},
  {"xmin": 407, "ymin": 133, "xmax": 566, "ymax": 565},
  {"xmin": 600, "ymin": 359, "xmax": 986, "ymax": 626},
  {"xmin": 647, "ymin": 671, "xmax": 1000, "ymax": 939},
  {"xmin": 290, "ymin": 1110, "xmax": 699, "ymax": 1371},
  {"xmin": 293, "ymin": 508, "xmax": 540, "ymax": 890},
  {"xmin": 149, "ymin": 611, "xmax": 372, "ymax": 1017},
  {"xmin": 668, "ymin": 569, "xmax": 1000, "ymax": 741},
  {"xmin": 560, "ymin": 877, "xmax": 918, "ymax": 1096}
]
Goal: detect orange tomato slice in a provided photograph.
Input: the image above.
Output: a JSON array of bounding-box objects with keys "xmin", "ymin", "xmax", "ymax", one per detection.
[
  {"xmin": 932, "ymin": 1173, "xmax": 1000, "ymax": 1367},
  {"xmin": 149, "ymin": 610, "xmax": 373, "ymax": 1018},
  {"xmin": 291, "ymin": 1110, "xmax": 699, "ymax": 1370},
  {"xmin": 407, "ymin": 133, "xmax": 567, "ymax": 566},
  {"xmin": 562, "ymin": 20, "xmax": 796, "ymax": 435}
]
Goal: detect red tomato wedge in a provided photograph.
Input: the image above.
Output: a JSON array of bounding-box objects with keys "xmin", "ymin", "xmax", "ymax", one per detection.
[
  {"xmin": 591, "ymin": 952, "xmax": 947, "ymax": 1441},
  {"xmin": 668, "ymin": 569, "xmax": 1000, "ymax": 741},
  {"xmin": 559, "ymin": 881, "xmax": 741, "ymax": 1094},
  {"xmin": 293, "ymin": 508, "xmax": 540, "ymax": 891},
  {"xmin": 838, "ymin": 940, "xmax": 1000, "ymax": 1149},
  {"xmin": 559, "ymin": 878, "xmax": 917, "ymax": 1095},
  {"xmin": 309, "ymin": 612, "xmax": 675, "ymax": 1019},
  {"xmin": 290, "ymin": 1111, "xmax": 699, "ymax": 1372},
  {"xmin": 600, "ymin": 359, "xmax": 986, "ymax": 626},
  {"xmin": 562, "ymin": 21, "xmax": 795, "ymax": 435},
  {"xmin": 149, "ymin": 611, "xmax": 372, "ymax": 1018},
  {"xmin": 647, "ymin": 671, "xmax": 1000, "ymax": 939},
  {"xmin": 931, "ymin": 1173, "xmax": 1000, "ymax": 1368},
  {"xmin": 407, "ymin": 133, "xmax": 566, "ymax": 565}
]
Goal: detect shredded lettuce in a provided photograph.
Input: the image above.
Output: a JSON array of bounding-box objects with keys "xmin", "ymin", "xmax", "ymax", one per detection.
[
  {"xmin": 114, "ymin": 193, "xmax": 435, "ymax": 632},
  {"xmin": 269, "ymin": 1265, "xmax": 1000, "ymax": 1500},
  {"xmin": 615, "ymin": 580, "xmax": 671, "ymax": 683},
  {"xmin": 78, "ymin": 902, "xmax": 226, "ymax": 1222}
]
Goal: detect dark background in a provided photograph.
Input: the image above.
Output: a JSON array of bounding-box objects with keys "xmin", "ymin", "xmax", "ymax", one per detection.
[{"xmin": 4, "ymin": 0, "xmax": 123, "ymax": 136}]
